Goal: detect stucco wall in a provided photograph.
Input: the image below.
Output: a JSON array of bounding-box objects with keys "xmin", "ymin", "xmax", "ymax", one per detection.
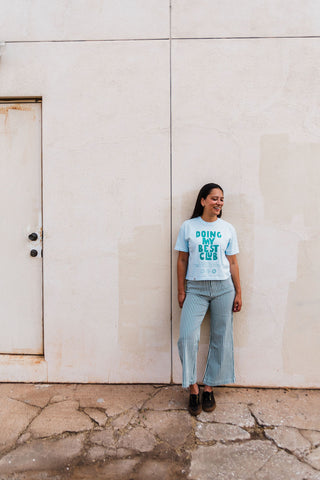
[{"xmin": 0, "ymin": 1, "xmax": 319, "ymax": 386}]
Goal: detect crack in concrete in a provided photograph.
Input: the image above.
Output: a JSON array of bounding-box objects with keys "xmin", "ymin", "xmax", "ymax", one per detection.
[
  {"xmin": 250, "ymin": 449, "xmax": 280, "ymax": 479},
  {"xmin": 7, "ymin": 395, "xmax": 44, "ymax": 410},
  {"xmin": 247, "ymin": 406, "xmax": 320, "ymax": 475},
  {"xmin": 248, "ymin": 404, "xmax": 268, "ymax": 430},
  {"xmin": 0, "ymin": 406, "xmax": 42, "ymax": 458},
  {"xmin": 79, "ymin": 408, "xmax": 102, "ymax": 427},
  {"xmin": 138, "ymin": 385, "xmax": 163, "ymax": 411}
]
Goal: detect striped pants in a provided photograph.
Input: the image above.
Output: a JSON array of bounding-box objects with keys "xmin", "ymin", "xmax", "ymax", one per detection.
[{"xmin": 178, "ymin": 277, "xmax": 235, "ymax": 388}]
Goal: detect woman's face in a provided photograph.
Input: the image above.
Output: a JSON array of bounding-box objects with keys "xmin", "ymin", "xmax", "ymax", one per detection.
[{"xmin": 201, "ymin": 188, "xmax": 224, "ymax": 217}]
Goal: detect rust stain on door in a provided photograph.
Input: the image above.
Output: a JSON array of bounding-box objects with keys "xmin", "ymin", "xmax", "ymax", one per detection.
[{"xmin": 0, "ymin": 105, "xmax": 33, "ymax": 127}]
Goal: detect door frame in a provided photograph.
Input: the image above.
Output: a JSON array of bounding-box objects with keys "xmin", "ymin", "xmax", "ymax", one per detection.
[{"xmin": 0, "ymin": 97, "xmax": 47, "ymax": 381}]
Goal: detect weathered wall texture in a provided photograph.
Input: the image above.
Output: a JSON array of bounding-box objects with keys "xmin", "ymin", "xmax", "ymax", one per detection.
[{"xmin": 0, "ymin": 1, "xmax": 319, "ymax": 386}]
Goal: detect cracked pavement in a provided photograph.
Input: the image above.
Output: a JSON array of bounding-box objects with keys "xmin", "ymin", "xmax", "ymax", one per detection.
[{"xmin": 0, "ymin": 385, "xmax": 319, "ymax": 479}]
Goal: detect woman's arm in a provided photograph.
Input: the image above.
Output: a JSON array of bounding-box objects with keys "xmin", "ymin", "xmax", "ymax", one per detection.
[
  {"xmin": 226, "ymin": 254, "xmax": 242, "ymax": 312},
  {"xmin": 177, "ymin": 251, "xmax": 189, "ymax": 308}
]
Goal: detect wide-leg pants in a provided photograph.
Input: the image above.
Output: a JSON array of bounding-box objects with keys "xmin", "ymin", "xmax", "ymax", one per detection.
[{"xmin": 178, "ymin": 277, "xmax": 235, "ymax": 388}]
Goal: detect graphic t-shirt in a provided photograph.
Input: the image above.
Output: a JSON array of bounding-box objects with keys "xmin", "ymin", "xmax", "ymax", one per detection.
[{"xmin": 174, "ymin": 217, "xmax": 239, "ymax": 280}]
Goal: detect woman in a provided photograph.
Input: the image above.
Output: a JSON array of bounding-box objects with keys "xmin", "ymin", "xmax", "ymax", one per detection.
[{"xmin": 175, "ymin": 183, "xmax": 242, "ymax": 416}]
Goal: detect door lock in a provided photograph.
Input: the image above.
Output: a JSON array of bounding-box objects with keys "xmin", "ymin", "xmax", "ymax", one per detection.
[
  {"xmin": 30, "ymin": 249, "xmax": 38, "ymax": 257},
  {"xmin": 28, "ymin": 233, "xmax": 38, "ymax": 241}
]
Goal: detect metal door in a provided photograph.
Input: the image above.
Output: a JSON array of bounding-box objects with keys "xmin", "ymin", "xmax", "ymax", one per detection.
[{"xmin": 0, "ymin": 100, "xmax": 43, "ymax": 354}]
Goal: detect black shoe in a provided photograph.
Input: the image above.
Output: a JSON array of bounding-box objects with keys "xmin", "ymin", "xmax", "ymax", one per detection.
[
  {"xmin": 188, "ymin": 393, "xmax": 202, "ymax": 416},
  {"xmin": 202, "ymin": 390, "xmax": 216, "ymax": 412}
]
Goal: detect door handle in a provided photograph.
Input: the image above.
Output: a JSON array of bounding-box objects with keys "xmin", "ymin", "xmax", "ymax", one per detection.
[{"xmin": 30, "ymin": 249, "xmax": 38, "ymax": 257}]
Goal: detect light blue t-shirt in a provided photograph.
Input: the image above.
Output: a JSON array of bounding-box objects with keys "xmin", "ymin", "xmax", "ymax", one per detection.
[{"xmin": 175, "ymin": 217, "xmax": 239, "ymax": 280}]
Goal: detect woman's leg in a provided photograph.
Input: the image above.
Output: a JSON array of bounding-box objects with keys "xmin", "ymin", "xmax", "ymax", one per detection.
[
  {"xmin": 178, "ymin": 289, "xmax": 209, "ymax": 388},
  {"xmin": 203, "ymin": 288, "xmax": 235, "ymax": 387}
]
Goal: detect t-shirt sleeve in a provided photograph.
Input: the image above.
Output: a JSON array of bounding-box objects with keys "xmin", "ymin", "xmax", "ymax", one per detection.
[
  {"xmin": 225, "ymin": 225, "xmax": 239, "ymax": 255},
  {"xmin": 174, "ymin": 222, "xmax": 189, "ymax": 252}
]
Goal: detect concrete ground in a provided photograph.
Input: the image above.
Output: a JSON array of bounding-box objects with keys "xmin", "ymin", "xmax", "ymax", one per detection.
[{"xmin": 0, "ymin": 385, "xmax": 319, "ymax": 480}]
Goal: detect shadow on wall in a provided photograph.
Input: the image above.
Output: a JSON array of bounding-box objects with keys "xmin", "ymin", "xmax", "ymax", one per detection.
[
  {"xmin": 283, "ymin": 236, "xmax": 320, "ymax": 382},
  {"xmin": 198, "ymin": 193, "xmax": 254, "ymax": 374},
  {"xmin": 260, "ymin": 134, "xmax": 320, "ymax": 383}
]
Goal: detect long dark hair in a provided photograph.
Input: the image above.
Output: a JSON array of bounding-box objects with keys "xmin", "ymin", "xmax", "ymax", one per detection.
[{"xmin": 191, "ymin": 183, "xmax": 224, "ymax": 219}]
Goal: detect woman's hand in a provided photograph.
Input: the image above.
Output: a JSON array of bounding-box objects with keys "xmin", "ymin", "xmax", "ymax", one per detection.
[
  {"xmin": 227, "ymin": 254, "xmax": 242, "ymax": 313},
  {"xmin": 178, "ymin": 291, "xmax": 186, "ymax": 308},
  {"xmin": 233, "ymin": 292, "xmax": 242, "ymax": 312}
]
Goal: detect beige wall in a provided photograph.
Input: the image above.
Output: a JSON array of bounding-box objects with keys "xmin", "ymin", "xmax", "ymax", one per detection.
[{"xmin": 0, "ymin": 1, "xmax": 319, "ymax": 386}]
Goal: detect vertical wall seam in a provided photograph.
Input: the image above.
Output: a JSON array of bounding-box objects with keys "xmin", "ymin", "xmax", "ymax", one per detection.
[
  {"xmin": 40, "ymin": 101, "xmax": 45, "ymax": 362},
  {"xmin": 169, "ymin": 0, "xmax": 173, "ymax": 383}
]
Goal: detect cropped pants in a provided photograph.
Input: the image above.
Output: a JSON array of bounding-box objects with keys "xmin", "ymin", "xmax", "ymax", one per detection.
[{"xmin": 178, "ymin": 278, "xmax": 235, "ymax": 388}]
